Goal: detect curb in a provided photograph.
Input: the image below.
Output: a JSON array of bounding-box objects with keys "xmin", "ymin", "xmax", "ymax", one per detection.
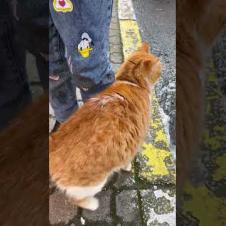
[{"xmin": 118, "ymin": 0, "xmax": 175, "ymax": 184}]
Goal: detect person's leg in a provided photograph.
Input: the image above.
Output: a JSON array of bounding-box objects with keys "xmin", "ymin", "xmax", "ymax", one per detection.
[
  {"xmin": 49, "ymin": 72, "xmax": 78, "ymax": 123},
  {"xmin": 50, "ymin": 0, "xmax": 115, "ymax": 101},
  {"xmin": 49, "ymin": 15, "xmax": 78, "ymax": 122}
]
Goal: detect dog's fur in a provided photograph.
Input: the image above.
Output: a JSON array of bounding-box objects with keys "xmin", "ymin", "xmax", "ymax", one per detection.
[{"xmin": 49, "ymin": 43, "xmax": 161, "ymax": 210}]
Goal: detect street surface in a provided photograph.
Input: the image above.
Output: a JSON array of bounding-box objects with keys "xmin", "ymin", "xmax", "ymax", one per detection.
[{"xmin": 133, "ymin": 0, "xmax": 176, "ymax": 147}]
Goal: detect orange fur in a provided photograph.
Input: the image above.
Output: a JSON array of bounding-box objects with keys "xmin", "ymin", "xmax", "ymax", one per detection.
[{"xmin": 49, "ymin": 43, "xmax": 161, "ymax": 208}]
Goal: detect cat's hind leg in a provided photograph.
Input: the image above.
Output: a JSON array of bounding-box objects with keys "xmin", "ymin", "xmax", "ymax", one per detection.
[
  {"xmin": 76, "ymin": 196, "xmax": 99, "ymax": 210},
  {"xmin": 123, "ymin": 162, "xmax": 132, "ymax": 172},
  {"xmin": 62, "ymin": 179, "xmax": 107, "ymax": 211}
]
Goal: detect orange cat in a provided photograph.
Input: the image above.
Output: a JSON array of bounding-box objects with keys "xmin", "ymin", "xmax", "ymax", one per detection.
[{"xmin": 49, "ymin": 43, "xmax": 161, "ymax": 210}]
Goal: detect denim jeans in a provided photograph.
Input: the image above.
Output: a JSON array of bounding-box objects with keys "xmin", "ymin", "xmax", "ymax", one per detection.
[{"xmin": 49, "ymin": 0, "xmax": 114, "ymax": 122}]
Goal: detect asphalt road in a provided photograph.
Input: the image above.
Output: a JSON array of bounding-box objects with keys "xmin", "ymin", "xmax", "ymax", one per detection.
[{"xmin": 133, "ymin": 0, "xmax": 176, "ymax": 147}]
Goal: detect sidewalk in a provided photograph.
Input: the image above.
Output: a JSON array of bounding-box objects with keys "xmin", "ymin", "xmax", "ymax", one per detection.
[{"xmin": 49, "ymin": 1, "xmax": 176, "ymax": 225}]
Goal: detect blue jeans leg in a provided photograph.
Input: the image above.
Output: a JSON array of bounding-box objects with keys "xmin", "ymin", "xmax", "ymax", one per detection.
[
  {"xmin": 49, "ymin": 71, "xmax": 78, "ymax": 122},
  {"xmin": 50, "ymin": 0, "xmax": 115, "ymax": 92}
]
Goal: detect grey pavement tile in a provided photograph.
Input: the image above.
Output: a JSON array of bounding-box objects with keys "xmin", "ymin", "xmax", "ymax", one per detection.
[
  {"xmin": 113, "ymin": 171, "xmax": 136, "ymax": 189},
  {"xmin": 141, "ymin": 188, "xmax": 176, "ymax": 226},
  {"xmin": 49, "ymin": 114, "xmax": 56, "ymax": 133},
  {"xmin": 116, "ymin": 190, "xmax": 141, "ymax": 225},
  {"xmin": 49, "ymin": 190, "xmax": 78, "ymax": 225},
  {"xmin": 78, "ymin": 222, "xmax": 112, "ymax": 226},
  {"xmin": 110, "ymin": 22, "xmax": 120, "ymax": 30},
  {"xmin": 112, "ymin": 63, "xmax": 121, "ymax": 73},
  {"xmin": 118, "ymin": 0, "xmax": 136, "ymax": 20},
  {"xmin": 110, "ymin": 52, "xmax": 123, "ymax": 64},
  {"xmin": 82, "ymin": 190, "xmax": 113, "ymax": 224},
  {"xmin": 110, "ymin": 35, "xmax": 122, "ymax": 44},
  {"xmin": 110, "ymin": 44, "xmax": 122, "ymax": 53},
  {"xmin": 111, "ymin": 18, "xmax": 119, "ymax": 25},
  {"xmin": 109, "ymin": 28, "xmax": 120, "ymax": 35}
]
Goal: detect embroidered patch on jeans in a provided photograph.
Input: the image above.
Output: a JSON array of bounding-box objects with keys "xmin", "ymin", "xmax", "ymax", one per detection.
[
  {"xmin": 53, "ymin": 0, "xmax": 73, "ymax": 13},
  {"xmin": 78, "ymin": 33, "xmax": 94, "ymax": 58}
]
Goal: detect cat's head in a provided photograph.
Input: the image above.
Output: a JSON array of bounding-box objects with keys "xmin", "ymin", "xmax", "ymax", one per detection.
[{"xmin": 116, "ymin": 42, "xmax": 161, "ymax": 87}]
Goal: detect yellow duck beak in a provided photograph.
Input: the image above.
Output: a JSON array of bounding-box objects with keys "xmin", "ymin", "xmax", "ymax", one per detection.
[{"xmin": 79, "ymin": 47, "xmax": 93, "ymax": 58}]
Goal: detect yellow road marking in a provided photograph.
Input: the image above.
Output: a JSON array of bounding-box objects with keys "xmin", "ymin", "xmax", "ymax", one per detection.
[
  {"xmin": 119, "ymin": 12, "xmax": 175, "ymax": 182},
  {"xmin": 142, "ymin": 144, "xmax": 171, "ymax": 176},
  {"xmin": 119, "ymin": 20, "xmax": 142, "ymax": 58}
]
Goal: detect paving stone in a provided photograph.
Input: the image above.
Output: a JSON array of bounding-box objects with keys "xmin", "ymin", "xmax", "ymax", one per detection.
[
  {"xmin": 49, "ymin": 103, "xmax": 56, "ymax": 133},
  {"xmin": 110, "ymin": 44, "xmax": 122, "ymax": 53},
  {"xmin": 110, "ymin": 35, "xmax": 122, "ymax": 44},
  {"xmin": 82, "ymin": 190, "xmax": 112, "ymax": 224},
  {"xmin": 110, "ymin": 18, "xmax": 119, "ymax": 25},
  {"xmin": 113, "ymin": 171, "xmax": 136, "ymax": 189},
  {"xmin": 109, "ymin": 29, "xmax": 121, "ymax": 36},
  {"xmin": 112, "ymin": 9, "xmax": 117, "ymax": 15},
  {"xmin": 118, "ymin": 0, "xmax": 136, "ymax": 20},
  {"xmin": 141, "ymin": 188, "xmax": 176, "ymax": 226},
  {"xmin": 110, "ymin": 52, "xmax": 123, "ymax": 64},
  {"xmin": 111, "ymin": 18, "xmax": 118, "ymax": 24},
  {"xmin": 109, "ymin": 31, "xmax": 121, "ymax": 38},
  {"xmin": 110, "ymin": 22, "xmax": 120, "ymax": 30},
  {"xmin": 49, "ymin": 190, "xmax": 78, "ymax": 225},
  {"xmin": 80, "ymin": 222, "xmax": 112, "ymax": 226},
  {"xmin": 112, "ymin": 16, "xmax": 118, "ymax": 22},
  {"xmin": 116, "ymin": 190, "xmax": 141, "ymax": 225},
  {"xmin": 112, "ymin": 10, "xmax": 117, "ymax": 17},
  {"xmin": 112, "ymin": 63, "xmax": 121, "ymax": 73},
  {"xmin": 110, "ymin": 30, "xmax": 119, "ymax": 37},
  {"xmin": 49, "ymin": 115, "xmax": 56, "ymax": 133}
]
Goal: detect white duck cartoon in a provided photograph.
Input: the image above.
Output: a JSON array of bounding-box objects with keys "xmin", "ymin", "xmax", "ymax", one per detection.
[
  {"xmin": 53, "ymin": 0, "xmax": 73, "ymax": 13},
  {"xmin": 78, "ymin": 33, "xmax": 94, "ymax": 58}
]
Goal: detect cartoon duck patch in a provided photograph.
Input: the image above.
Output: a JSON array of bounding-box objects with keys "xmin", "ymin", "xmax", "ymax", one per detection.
[
  {"xmin": 78, "ymin": 33, "xmax": 94, "ymax": 58},
  {"xmin": 53, "ymin": 0, "xmax": 73, "ymax": 13}
]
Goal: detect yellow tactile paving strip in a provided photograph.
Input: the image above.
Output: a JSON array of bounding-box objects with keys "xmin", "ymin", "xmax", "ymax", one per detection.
[{"xmin": 119, "ymin": 8, "xmax": 175, "ymax": 184}]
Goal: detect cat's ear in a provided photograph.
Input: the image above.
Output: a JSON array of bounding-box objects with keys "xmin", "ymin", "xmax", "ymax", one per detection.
[
  {"xmin": 137, "ymin": 42, "xmax": 150, "ymax": 53},
  {"xmin": 142, "ymin": 58, "xmax": 161, "ymax": 84}
]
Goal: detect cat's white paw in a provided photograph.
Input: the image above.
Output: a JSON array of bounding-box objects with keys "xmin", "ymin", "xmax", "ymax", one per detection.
[
  {"xmin": 79, "ymin": 197, "xmax": 99, "ymax": 211},
  {"xmin": 123, "ymin": 163, "xmax": 132, "ymax": 172}
]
